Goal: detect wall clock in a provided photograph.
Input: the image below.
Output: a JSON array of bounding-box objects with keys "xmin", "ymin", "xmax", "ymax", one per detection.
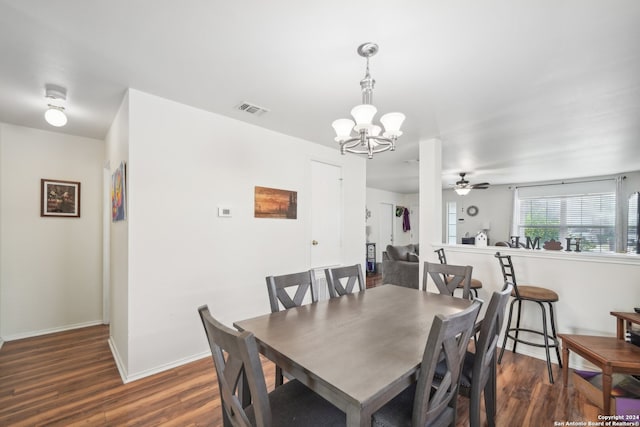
[{"xmin": 467, "ymin": 205, "xmax": 479, "ymax": 217}]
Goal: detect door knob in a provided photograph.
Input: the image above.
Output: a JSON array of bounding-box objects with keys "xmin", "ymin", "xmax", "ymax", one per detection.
[{"xmin": 312, "ymin": 240, "xmax": 318, "ymax": 246}]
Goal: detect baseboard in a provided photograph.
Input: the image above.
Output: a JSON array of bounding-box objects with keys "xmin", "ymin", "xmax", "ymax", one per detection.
[
  {"xmin": 107, "ymin": 337, "xmax": 210, "ymax": 384},
  {"xmin": 107, "ymin": 337, "xmax": 128, "ymax": 383},
  {"xmin": 124, "ymin": 351, "xmax": 211, "ymax": 383},
  {"xmin": 0, "ymin": 338, "xmax": 4, "ymax": 350},
  {"xmin": 2, "ymin": 320, "xmax": 104, "ymax": 342}
]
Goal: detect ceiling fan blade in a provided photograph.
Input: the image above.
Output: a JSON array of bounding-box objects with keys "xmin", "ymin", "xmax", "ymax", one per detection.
[{"xmin": 470, "ymin": 182, "xmax": 490, "ymax": 188}]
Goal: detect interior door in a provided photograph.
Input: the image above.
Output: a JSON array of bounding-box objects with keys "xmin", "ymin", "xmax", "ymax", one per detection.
[{"xmin": 310, "ymin": 160, "xmax": 342, "ymax": 269}]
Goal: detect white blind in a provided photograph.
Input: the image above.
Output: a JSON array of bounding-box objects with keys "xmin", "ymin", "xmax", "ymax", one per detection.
[{"xmin": 516, "ymin": 180, "xmax": 617, "ymax": 252}]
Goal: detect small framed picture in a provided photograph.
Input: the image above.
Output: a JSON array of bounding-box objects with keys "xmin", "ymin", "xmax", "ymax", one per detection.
[{"xmin": 41, "ymin": 179, "xmax": 81, "ymax": 218}]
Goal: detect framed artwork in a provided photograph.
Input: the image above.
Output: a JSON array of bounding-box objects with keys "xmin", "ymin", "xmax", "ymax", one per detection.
[
  {"xmin": 41, "ymin": 179, "xmax": 81, "ymax": 217},
  {"xmin": 254, "ymin": 186, "xmax": 297, "ymax": 219},
  {"xmin": 112, "ymin": 161, "xmax": 126, "ymax": 222}
]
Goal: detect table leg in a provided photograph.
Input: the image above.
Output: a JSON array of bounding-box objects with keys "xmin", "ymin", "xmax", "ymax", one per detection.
[
  {"xmin": 616, "ymin": 318, "xmax": 624, "ymax": 340},
  {"xmin": 602, "ymin": 369, "xmax": 612, "ymax": 415},
  {"xmin": 562, "ymin": 345, "xmax": 570, "ymax": 387},
  {"xmin": 346, "ymin": 405, "xmax": 368, "ymax": 427}
]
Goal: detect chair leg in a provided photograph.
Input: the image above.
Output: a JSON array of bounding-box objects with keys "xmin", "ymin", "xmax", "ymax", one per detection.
[
  {"xmin": 275, "ymin": 365, "xmax": 284, "ymax": 387},
  {"xmin": 513, "ymin": 299, "xmax": 523, "ymax": 355},
  {"xmin": 548, "ymin": 301, "xmax": 562, "ymax": 368},
  {"xmin": 484, "ymin": 355, "xmax": 497, "ymax": 427},
  {"xmin": 537, "ymin": 301, "xmax": 555, "ymax": 384},
  {"xmin": 498, "ymin": 298, "xmax": 517, "ymax": 364}
]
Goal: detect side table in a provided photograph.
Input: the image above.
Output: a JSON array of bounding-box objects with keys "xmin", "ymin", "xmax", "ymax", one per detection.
[{"xmin": 560, "ymin": 312, "xmax": 640, "ymax": 415}]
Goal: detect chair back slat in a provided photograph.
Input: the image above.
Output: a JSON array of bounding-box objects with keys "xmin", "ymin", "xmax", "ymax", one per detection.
[
  {"xmin": 434, "ymin": 248, "xmax": 447, "ymax": 264},
  {"xmin": 423, "ymin": 261, "xmax": 473, "ymax": 300},
  {"xmin": 325, "ymin": 264, "xmax": 365, "ymax": 298},
  {"xmin": 198, "ymin": 305, "xmax": 272, "ymax": 427},
  {"xmin": 494, "ymin": 252, "xmax": 521, "ymax": 298},
  {"xmin": 266, "ymin": 270, "xmax": 318, "ymax": 312},
  {"xmin": 412, "ymin": 299, "xmax": 482, "ymax": 426},
  {"xmin": 473, "ymin": 284, "xmax": 513, "ymax": 392}
]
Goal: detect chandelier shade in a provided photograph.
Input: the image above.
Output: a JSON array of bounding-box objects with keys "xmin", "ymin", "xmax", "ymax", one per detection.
[{"xmin": 333, "ymin": 43, "xmax": 405, "ymax": 159}]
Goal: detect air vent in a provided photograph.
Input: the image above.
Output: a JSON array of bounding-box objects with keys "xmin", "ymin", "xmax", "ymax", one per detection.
[{"xmin": 235, "ymin": 102, "xmax": 269, "ymax": 116}]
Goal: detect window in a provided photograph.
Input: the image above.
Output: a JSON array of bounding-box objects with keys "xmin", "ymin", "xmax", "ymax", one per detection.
[
  {"xmin": 446, "ymin": 201, "xmax": 457, "ymax": 244},
  {"xmin": 515, "ymin": 180, "xmax": 617, "ymax": 253}
]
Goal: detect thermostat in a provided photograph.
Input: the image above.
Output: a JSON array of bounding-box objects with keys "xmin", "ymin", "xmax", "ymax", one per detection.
[{"xmin": 218, "ymin": 207, "xmax": 232, "ymax": 217}]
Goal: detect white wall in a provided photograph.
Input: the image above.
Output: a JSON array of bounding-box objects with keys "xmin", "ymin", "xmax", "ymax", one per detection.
[
  {"xmin": 105, "ymin": 94, "xmax": 130, "ymax": 374},
  {"xmin": 442, "ymin": 185, "xmax": 513, "ymax": 244},
  {"xmin": 440, "ymin": 245, "xmax": 640, "ymax": 369},
  {"xmin": 366, "ymin": 188, "xmax": 418, "ymax": 261},
  {"xmin": 109, "ymin": 90, "xmax": 365, "ymax": 380},
  {"xmin": 0, "ymin": 123, "xmax": 104, "ymax": 339}
]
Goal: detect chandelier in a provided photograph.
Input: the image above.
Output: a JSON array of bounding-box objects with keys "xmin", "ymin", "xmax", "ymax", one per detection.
[{"xmin": 332, "ymin": 43, "xmax": 405, "ymax": 159}]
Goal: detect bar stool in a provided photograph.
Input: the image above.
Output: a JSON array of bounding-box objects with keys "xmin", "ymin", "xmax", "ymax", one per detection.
[
  {"xmin": 494, "ymin": 252, "xmax": 562, "ymax": 383},
  {"xmin": 435, "ymin": 248, "xmax": 482, "ymax": 298}
]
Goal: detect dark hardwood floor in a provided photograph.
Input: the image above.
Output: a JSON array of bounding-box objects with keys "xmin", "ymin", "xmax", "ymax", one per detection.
[{"xmin": 0, "ymin": 325, "xmax": 600, "ymax": 426}]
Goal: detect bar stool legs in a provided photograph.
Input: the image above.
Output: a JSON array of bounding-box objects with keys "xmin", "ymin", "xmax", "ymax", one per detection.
[{"xmin": 498, "ymin": 297, "xmax": 562, "ymax": 383}]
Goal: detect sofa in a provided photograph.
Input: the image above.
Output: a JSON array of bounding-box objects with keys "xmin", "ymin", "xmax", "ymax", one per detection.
[{"xmin": 381, "ymin": 244, "xmax": 420, "ymax": 289}]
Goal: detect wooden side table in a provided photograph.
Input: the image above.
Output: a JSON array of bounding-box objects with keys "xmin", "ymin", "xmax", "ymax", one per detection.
[
  {"xmin": 611, "ymin": 311, "xmax": 640, "ymax": 340},
  {"xmin": 560, "ymin": 312, "xmax": 640, "ymax": 415}
]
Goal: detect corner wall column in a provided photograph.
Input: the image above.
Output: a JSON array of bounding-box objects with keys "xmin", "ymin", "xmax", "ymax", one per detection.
[{"xmin": 418, "ymin": 138, "xmax": 442, "ymax": 289}]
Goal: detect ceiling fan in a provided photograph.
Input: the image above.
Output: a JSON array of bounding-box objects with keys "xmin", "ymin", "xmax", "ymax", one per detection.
[{"xmin": 454, "ymin": 172, "xmax": 490, "ymax": 195}]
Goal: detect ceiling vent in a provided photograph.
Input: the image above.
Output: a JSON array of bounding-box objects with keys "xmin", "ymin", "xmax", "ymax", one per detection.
[{"xmin": 235, "ymin": 101, "xmax": 269, "ymax": 116}]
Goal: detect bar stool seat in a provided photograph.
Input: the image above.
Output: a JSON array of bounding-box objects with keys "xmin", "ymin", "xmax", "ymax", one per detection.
[
  {"xmin": 512, "ymin": 285, "xmax": 558, "ymax": 302},
  {"xmin": 495, "ymin": 252, "xmax": 562, "ymax": 384}
]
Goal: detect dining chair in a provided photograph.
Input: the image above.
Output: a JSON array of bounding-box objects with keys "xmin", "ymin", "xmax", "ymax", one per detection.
[
  {"xmin": 197, "ymin": 305, "xmax": 346, "ymax": 427},
  {"xmin": 495, "ymin": 252, "xmax": 562, "ymax": 383},
  {"xmin": 324, "ymin": 264, "xmax": 365, "ymax": 298},
  {"xmin": 423, "ymin": 261, "xmax": 473, "ymax": 300},
  {"xmin": 265, "ymin": 270, "xmax": 318, "ymax": 386},
  {"xmin": 434, "ymin": 248, "xmax": 483, "ymax": 298},
  {"xmin": 433, "ymin": 284, "xmax": 512, "ymax": 427},
  {"xmin": 266, "ymin": 270, "xmax": 318, "ymax": 313},
  {"xmin": 371, "ymin": 299, "xmax": 483, "ymax": 427}
]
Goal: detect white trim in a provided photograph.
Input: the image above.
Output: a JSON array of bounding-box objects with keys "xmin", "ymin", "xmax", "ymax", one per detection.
[
  {"xmin": 2, "ymin": 320, "xmax": 104, "ymax": 342},
  {"xmin": 112, "ymin": 345, "xmax": 210, "ymax": 384},
  {"xmin": 107, "ymin": 337, "xmax": 127, "ymax": 383},
  {"xmin": 0, "ymin": 338, "xmax": 4, "ymax": 350},
  {"xmin": 437, "ymin": 243, "xmax": 640, "ymax": 266}
]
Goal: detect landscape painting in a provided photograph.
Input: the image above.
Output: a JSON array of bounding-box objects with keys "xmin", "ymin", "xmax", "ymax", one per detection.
[{"xmin": 254, "ymin": 186, "xmax": 297, "ymax": 219}]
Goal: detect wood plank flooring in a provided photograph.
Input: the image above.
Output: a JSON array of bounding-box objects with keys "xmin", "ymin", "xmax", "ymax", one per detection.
[{"xmin": 0, "ymin": 325, "xmax": 600, "ymax": 426}]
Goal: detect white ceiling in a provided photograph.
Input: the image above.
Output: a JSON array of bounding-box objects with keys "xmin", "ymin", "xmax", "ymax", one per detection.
[{"xmin": 1, "ymin": 0, "xmax": 639, "ymax": 194}]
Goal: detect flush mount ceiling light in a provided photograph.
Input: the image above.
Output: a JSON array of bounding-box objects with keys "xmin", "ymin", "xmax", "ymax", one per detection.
[
  {"xmin": 44, "ymin": 85, "xmax": 68, "ymax": 127},
  {"xmin": 332, "ymin": 43, "xmax": 405, "ymax": 159}
]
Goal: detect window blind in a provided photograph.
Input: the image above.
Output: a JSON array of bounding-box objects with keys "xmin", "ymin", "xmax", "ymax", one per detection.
[{"xmin": 515, "ymin": 180, "xmax": 617, "ymax": 252}]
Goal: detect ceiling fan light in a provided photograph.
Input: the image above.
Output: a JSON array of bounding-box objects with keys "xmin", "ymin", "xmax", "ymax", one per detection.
[
  {"xmin": 380, "ymin": 112, "xmax": 405, "ymax": 137},
  {"xmin": 44, "ymin": 106, "xmax": 67, "ymax": 127},
  {"xmin": 455, "ymin": 187, "xmax": 471, "ymax": 196},
  {"xmin": 332, "ymin": 118, "xmax": 355, "ymax": 142}
]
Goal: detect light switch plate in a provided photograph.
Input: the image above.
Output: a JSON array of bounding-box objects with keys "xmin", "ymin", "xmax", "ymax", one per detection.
[{"xmin": 218, "ymin": 207, "xmax": 231, "ymax": 217}]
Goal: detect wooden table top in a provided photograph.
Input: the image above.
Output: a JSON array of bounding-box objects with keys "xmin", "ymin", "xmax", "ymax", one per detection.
[
  {"xmin": 610, "ymin": 311, "xmax": 640, "ymax": 324},
  {"xmin": 235, "ymin": 285, "xmax": 473, "ymax": 410},
  {"xmin": 559, "ymin": 334, "xmax": 640, "ymax": 367}
]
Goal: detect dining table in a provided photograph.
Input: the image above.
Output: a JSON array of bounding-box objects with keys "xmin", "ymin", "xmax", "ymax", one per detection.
[{"xmin": 234, "ymin": 284, "xmax": 475, "ymax": 427}]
